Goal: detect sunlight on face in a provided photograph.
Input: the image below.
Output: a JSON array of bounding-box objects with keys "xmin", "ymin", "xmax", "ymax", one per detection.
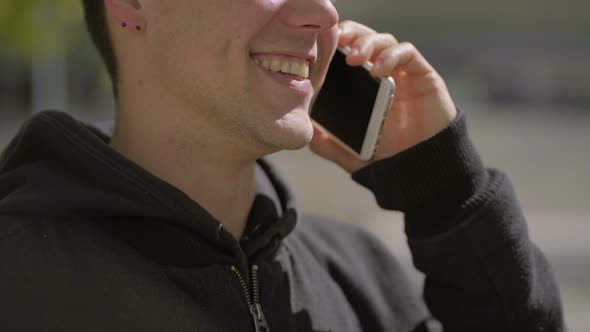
[{"xmin": 142, "ymin": 0, "xmax": 340, "ymax": 154}]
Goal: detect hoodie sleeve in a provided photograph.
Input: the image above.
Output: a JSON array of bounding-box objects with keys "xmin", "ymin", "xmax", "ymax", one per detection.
[{"xmin": 351, "ymin": 109, "xmax": 565, "ymax": 332}]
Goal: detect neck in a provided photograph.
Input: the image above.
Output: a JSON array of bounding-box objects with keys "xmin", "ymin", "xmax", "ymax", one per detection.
[{"xmin": 109, "ymin": 102, "xmax": 258, "ymax": 241}]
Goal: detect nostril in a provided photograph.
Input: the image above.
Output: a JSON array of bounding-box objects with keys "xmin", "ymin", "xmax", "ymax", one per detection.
[{"xmin": 301, "ymin": 24, "xmax": 321, "ymax": 29}]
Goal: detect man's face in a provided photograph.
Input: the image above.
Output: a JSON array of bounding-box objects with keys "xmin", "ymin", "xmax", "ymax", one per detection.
[{"xmin": 141, "ymin": 0, "xmax": 339, "ymax": 153}]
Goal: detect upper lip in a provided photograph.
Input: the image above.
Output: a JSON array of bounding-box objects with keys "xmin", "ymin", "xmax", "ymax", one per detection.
[{"xmin": 250, "ymin": 51, "xmax": 317, "ymax": 66}]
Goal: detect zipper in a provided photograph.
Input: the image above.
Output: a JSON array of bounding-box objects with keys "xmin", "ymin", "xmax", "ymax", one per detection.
[{"xmin": 231, "ymin": 264, "xmax": 270, "ymax": 332}]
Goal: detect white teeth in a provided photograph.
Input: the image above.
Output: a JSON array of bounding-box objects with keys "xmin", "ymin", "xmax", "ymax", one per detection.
[
  {"xmin": 254, "ymin": 57, "xmax": 310, "ymax": 79},
  {"xmin": 289, "ymin": 62, "xmax": 309, "ymax": 79},
  {"xmin": 261, "ymin": 59, "xmax": 270, "ymax": 70},
  {"xmin": 281, "ymin": 62, "xmax": 290, "ymax": 73},
  {"xmin": 291, "ymin": 63, "xmax": 302, "ymax": 77},
  {"xmin": 302, "ymin": 63, "xmax": 309, "ymax": 78},
  {"xmin": 270, "ymin": 60, "xmax": 281, "ymax": 72}
]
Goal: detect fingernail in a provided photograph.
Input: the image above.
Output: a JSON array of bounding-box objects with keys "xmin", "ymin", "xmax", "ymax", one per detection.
[{"xmin": 350, "ymin": 47, "xmax": 359, "ymax": 56}]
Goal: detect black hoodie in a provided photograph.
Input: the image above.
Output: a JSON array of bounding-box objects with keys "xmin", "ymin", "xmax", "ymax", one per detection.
[{"xmin": 0, "ymin": 110, "xmax": 564, "ymax": 331}]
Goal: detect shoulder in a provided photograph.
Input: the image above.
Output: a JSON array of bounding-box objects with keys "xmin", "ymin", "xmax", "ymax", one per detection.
[
  {"xmin": 283, "ymin": 214, "xmax": 429, "ymax": 327},
  {"xmin": 0, "ymin": 215, "xmax": 120, "ymax": 263},
  {"xmin": 0, "ymin": 215, "xmax": 57, "ymax": 276},
  {"xmin": 0, "ymin": 215, "xmax": 74, "ymax": 259},
  {"xmin": 285, "ymin": 214, "xmax": 402, "ymax": 270},
  {"xmin": 0, "ymin": 214, "xmax": 40, "ymax": 241},
  {"xmin": 292, "ymin": 214, "xmax": 379, "ymax": 248}
]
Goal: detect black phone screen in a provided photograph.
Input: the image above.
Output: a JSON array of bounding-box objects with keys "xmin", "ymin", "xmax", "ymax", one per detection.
[{"xmin": 311, "ymin": 49, "xmax": 381, "ymax": 154}]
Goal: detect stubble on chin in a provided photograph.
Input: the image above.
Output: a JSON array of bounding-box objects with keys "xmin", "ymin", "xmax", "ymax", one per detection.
[{"xmin": 267, "ymin": 112, "xmax": 314, "ymax": 151}]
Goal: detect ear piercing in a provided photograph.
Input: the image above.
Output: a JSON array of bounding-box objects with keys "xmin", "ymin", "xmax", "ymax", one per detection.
[{"xmin": 121, "ymin": 22, "xmax": 142, "ymax": 31}]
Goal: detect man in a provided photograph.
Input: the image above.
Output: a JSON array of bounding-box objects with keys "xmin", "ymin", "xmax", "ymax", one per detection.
[{"xmin": 0, "ymin": 0, "xmax": 564, "ymax": 331}]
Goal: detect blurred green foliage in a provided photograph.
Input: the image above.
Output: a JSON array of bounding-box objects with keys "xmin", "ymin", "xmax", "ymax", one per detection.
[{"xmin": 0, "ymin": 0, "xmax": 83, "ymax": 59}]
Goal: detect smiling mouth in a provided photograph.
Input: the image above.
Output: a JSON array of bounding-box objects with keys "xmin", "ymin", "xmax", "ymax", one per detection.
[{"xmin": 251, "ymin": 56, "xmax": 310, "ymax": 81}]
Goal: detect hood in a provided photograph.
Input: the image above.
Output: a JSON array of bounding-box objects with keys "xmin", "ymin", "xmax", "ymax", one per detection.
[{"xmin": 0, "ymin": 110, "xmax": 299, "ymax": 262}]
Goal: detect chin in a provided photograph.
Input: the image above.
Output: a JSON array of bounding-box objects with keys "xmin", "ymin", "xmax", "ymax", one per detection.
[{"xmin": 269, "ymin": 111, "xmax": 314, "ymax": 151}]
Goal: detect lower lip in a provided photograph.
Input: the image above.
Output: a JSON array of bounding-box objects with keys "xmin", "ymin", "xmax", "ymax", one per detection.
[{"xmin": 252, "ymin": 59, "xmax": 312, "ymax": 96}]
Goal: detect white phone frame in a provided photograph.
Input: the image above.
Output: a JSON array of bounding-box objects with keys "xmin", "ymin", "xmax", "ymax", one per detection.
[{"xmin": 314, "ymin": 47, "xmax": 396, "ymax": 161}]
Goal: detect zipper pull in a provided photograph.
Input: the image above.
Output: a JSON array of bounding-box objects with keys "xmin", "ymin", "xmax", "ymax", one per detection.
[{"xmin": 249, "ymin": 302, "xmax": 270, "ymax": 332}]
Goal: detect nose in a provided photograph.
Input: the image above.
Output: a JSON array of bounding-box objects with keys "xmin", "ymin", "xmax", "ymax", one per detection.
[{"xmin": 280, "ymin": 0, "xmax": 339, "ymax": 33}]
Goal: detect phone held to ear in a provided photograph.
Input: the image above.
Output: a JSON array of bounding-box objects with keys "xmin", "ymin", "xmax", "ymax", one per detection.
[{"xmin": 311, "ymin": 47, "xmax": 395, "ymax": 161}]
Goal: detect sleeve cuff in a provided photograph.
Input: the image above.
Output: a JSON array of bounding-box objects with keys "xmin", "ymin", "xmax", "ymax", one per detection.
[{"xmin": 351, "ymin": 108, "xmax": 489, "ymax": 238}]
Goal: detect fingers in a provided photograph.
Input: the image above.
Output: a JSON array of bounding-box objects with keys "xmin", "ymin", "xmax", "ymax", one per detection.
[
  {"xmin": 346, "ymin": 33, "xmax": 399, "ymax": 66},
  {"xmin": 338, "ymin": 21, "xmax": 377, "ymax": 46},
  {"xmin": 338, "ymin": 20, "xmax": 435, "ymax": 78},
  {"xmin": 370, "ymin": 42, "xmax": 435, "ymax": 77},
  {"xmin": 339, "ymin": 21, "xmax": 395, "ymax": 64}
]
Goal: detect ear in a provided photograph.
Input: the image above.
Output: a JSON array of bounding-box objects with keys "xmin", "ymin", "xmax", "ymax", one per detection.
[{"xmin": 104, "ymin": 0, "xmax": 146, "ymax": 31}]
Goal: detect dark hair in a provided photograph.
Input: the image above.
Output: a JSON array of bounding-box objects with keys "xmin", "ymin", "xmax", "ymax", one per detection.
[{"xmin": 81, "ymin": 0, "xmax": 119, "ymax": 99}]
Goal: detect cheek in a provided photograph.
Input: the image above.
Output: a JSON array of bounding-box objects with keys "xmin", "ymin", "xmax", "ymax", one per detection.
[
  {"xmin": 314, "ymin": 28, "xmax": 339, "ymax": 85},
  {"xmin": 148, "ymin": 9, "xmax": 227, "ymax": 80}
]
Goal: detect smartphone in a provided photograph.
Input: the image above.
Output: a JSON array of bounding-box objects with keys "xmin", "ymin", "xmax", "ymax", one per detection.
[{"xmin": 311, "ymin": 47, "xmax": 395, "ymax": 160}]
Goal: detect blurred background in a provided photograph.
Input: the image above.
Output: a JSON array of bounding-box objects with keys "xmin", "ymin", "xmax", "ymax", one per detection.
[{"xmin": 1, "ymin": 0, "xmax": 589, "ymax": 330}]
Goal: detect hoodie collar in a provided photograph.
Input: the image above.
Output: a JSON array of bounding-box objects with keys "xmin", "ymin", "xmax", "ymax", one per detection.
[{"xmin": 0, "ymin": 110, "xmax": 299, "ymax": 262}]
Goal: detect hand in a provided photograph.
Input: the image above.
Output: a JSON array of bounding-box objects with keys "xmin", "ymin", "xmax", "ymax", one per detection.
[{"xmin": 310, "ymin": 21, "xmax": 458, "ymax": 173}]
